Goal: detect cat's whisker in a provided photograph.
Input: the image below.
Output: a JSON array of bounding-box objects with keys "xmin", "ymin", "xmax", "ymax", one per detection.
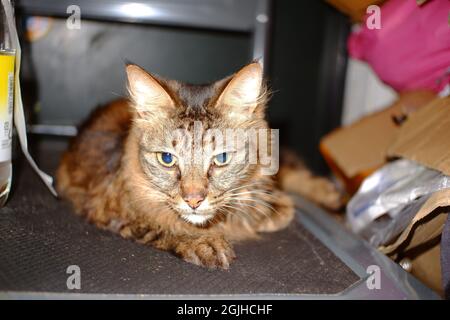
[
  {"xmin": 216, "ymin": 207, "xmax": 234, "ymax": 222},
  {"xmin": 221, "ymin": 200, "xmax": 271, "ymax": 220},
  {"xmin": 209, "ymin": 182, "xmax": 274, "ymax": 205},
  {"xmin": 229, "ymin": 190, "xmax": 279, "ymax": 201},
  {"xmin": 221, "ymin": 181, "xmax": 270, "ymax": 195},
  {"xmin": 226, "ymin": 194, "xmax": 277, "ymax": 217},
  {"xmin": 230, "ymin": 192, "xmax": 278, "ymax": 202},
  {"xmin": 233, "ymin": 201, "xmax": 272, "ymax": 219},
  {"xmin": 216, "ymin": 206, "xmax": 244, "ymax": 227},
  {"xmin": 220, "ymin": 203, "xmax": 254, "ymax": 220},
  {"xmin": 231, "ymin": 197, "xmax": 277, "ymax": 212},
  {"xmin": 214, "ymin": 190, "xmax": 278, "ymax": 203}
]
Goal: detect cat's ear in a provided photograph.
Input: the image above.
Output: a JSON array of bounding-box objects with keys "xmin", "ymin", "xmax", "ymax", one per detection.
[
  {"xmin": 216, "ymin": 62, "xmax": 265, "ymax": 120},
  {"xmin": 126, "ymin": 64, "xmax": 174, "ymax": 117}
]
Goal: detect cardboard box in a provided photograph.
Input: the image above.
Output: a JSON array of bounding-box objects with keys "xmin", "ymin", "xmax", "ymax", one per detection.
[
  {"xmin": 387, "ymin": 97, "xmax": 450, "ymax": 176},
  {"xmin": 378, "ymin": 96, "xmax": 450, "ymax": 296},
  {"xmin": 322, "ymin": 95, "xmax": 450, "ymax": 295},
  {"xmin": 320, "ymin": 90, "xmax": 435, "ymax": 194}
]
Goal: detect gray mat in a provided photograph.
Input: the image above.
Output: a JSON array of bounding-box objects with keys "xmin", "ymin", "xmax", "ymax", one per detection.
[{"xmin": 0, "ymin": 139, "xmax": 359, "ymax": 295}]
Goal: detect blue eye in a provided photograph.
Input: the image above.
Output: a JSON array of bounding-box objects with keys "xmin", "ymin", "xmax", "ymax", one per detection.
[
  {"xmin": 157, "ymin": 152, "xmax": 176, "ymax": 167},
  {"xmin": 214, "ymin": 152, "xmax": 230, "ymax": 166},
  {"xmin": 161, "ymin": 152, "xmax": 172, "ymax": 163}
]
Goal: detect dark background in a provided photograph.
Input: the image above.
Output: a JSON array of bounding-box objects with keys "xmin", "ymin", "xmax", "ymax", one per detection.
[{"xmin": 269, "ymin": 1, "xmax": 349, "ymax": 173}]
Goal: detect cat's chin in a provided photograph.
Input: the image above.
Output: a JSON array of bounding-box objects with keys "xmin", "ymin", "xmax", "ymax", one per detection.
[{"xmin": 181, "ymin": 213, "xmax": 214, "ymax": 226}]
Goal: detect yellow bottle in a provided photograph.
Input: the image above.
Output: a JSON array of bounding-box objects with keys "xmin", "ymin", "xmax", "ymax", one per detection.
[{"xmin": 0, "ymin": 1, "xmax": 16, "ymax": 206}]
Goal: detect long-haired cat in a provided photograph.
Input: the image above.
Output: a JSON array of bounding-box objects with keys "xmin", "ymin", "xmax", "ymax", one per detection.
[{"xmin": 56, "ymin": 62, "xmax": 341, "ymax": 269}]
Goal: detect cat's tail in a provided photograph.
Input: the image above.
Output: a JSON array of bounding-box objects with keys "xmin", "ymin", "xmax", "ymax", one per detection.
[{"xmin": 275, "ymin": 149, "xmax": 343, "ymax": 211}]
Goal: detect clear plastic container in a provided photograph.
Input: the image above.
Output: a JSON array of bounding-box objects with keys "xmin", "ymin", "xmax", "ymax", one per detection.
[{"xmin": 0, "ymin": 1, "xmax": 16, "ymax": 206}]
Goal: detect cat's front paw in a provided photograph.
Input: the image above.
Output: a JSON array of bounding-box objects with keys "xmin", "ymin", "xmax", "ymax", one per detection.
[{"xmin": 175, "ymin": 236, "xmax": 236, "ymax": 270}]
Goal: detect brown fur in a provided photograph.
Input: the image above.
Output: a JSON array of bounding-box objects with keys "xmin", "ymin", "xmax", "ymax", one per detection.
[{"xmin": 57, "ymin": 63, "xmax": 341, "ymax": 269}]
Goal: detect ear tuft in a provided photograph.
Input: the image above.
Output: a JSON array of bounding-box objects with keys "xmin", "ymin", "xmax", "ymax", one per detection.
[
  {"xmin": 126, "ymin": 64, "xmax": 174, "ymax": 117},
  {"xmin": 216, "ymin": 62, "xmax": 265, "ymax": 117}
]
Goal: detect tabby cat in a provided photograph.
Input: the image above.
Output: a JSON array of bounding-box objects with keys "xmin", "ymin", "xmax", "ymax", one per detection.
[{"xmin": 56, "ymin": 62, "xmax": 341, "ymax": 269}]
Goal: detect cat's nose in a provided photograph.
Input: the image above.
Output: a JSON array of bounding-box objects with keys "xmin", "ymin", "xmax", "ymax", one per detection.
[{"xmin": 183, "ymin": 193, "xmax": 205, "ymax": 209}]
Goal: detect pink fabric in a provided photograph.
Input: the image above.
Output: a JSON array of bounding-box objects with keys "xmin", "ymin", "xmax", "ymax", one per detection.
[{"xmin": 348, "ymin": 0, "xmax": 450, "ymax": 93}]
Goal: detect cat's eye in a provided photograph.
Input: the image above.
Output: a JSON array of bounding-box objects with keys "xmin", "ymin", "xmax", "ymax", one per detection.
[
  {"xmin": 213, "ymin": 152, "xmax": 231, "ymax": 166},
  {"xmin": 156, "ymin": 152, "xmax": 176, "ymax": 167}
]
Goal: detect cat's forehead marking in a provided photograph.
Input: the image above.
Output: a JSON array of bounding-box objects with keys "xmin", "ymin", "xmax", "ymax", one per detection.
[
  {"xmin": 175, "ymin": 83, "xmax": 218, "ymax": 117},
  {"xmin": 176, "ymin": 121, "xmax": 211, "ymax": 135}
]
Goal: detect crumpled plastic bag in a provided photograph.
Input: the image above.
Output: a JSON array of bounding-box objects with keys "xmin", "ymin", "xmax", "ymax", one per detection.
[
  {"xmin": 347, "ymin": 159, "xmax": 450, "ymax": 246},
  {"xmin": 348, "ymin": 0, "xmax": 450, "ymax": 93}
]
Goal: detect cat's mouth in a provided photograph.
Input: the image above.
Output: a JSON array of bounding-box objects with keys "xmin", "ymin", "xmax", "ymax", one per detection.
[
  {"xmin": 175, "ymin": 198, "xmax": 216, "ymax": 225},
  {"xmin": 181, "ymin": 213, "xmax": 214, "ymax": 225}
]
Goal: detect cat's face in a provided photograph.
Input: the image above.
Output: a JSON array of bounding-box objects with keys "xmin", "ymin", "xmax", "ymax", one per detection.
[{"xmin": 126, "ymin": 63, "xmax": 269, "ymax": 226}]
